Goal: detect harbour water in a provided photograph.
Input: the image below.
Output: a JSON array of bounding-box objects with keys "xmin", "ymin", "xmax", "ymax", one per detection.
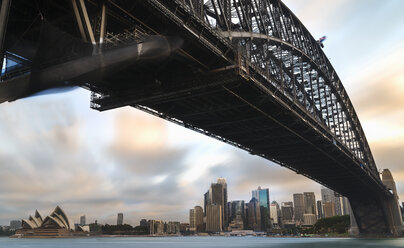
[{"xmin": 1, "ymin": 236, "xmax": 404, "ymax": 248}]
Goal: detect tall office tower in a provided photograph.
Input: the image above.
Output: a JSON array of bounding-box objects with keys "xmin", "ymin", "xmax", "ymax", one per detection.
[
  {"xmin": 194, "ymin": 206, "xmax": 204, "ymax": 232},
  {"xmin": 80, "ymin": 215, "xmax": 86, "ymax": 226},
  {"xmin": 252, "ymin": 186, "xmax": 270, "ymax": 231},
  {"xmin": 204, "ymin": 191, "xmax": 210, "ymax": 216},
  {"xmin": 216, "ymin": 177, "xmax": 228, "ymax": 228},
  {"xmin": 303, "ymin": 192, "xmax": 317, "ymax": 225},
  {"xmin": 208, "ymin": 178, "xmax": 227, "ymax": 229},
  {"xmin": 270, "ymin": 201, "xmax": 280, "ymax": 228},
  {"xmin": 206, "ymin": 204, "xmax": 222, "ymax": 232},
  {"xmin": 340, "ymin": 197, "xmax": 351, "ymax": 216},
  {"xmin": 316, "ymin": 200, "xmax": 324, "ymax": 219},
  {"xmin": 303, "ymin": 192, "xmax": 316, "ymax": 215},
  {"xmin": 321, "ymin": 187, "xmax": 342, "ymax": 216},
  {"xmin": 189, "ymin": 208, "xmax": 196, "ymax": 231},
  {"xmin": 323, "ymin": 202, "xmax": 336, "ymax": 218},
  {"xmin": 281, "ymin": 202, "xmax": 294, "ymax": 222},
  {"xmin": 293, "ymin": 193, "xmax": 304, "ymax": 223},
  {"xmin": 247, "ymin": 197, "xmax": 261, "ymax": 231},
  {"xmin": 381, "ymin": 169, "xmax": 404, "ymax": 231}
]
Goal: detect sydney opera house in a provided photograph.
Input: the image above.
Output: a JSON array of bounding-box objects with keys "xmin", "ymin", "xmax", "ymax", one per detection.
[{"xmin": 14, "ymin": 206, "xmax": 87, "ymax": 238}]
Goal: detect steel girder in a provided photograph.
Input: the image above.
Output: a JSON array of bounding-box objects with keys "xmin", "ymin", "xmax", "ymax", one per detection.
[{"xmin": 199, "ymin": 0, "xmax": 377, "ymax": 177}]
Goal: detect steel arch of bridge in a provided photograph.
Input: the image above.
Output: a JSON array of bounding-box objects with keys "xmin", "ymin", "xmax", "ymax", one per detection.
[{"xmin": 192, "ymin": 0, "xmax": 377, "ymax": 178}]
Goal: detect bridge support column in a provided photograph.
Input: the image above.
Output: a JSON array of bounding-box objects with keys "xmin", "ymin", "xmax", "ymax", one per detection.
[{"xmin": 349, "ymin": 195, "xmax": 403, "ymax": 237}]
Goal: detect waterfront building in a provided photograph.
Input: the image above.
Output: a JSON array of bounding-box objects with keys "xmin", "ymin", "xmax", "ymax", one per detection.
[
  {"xmin": 316, "ymin": 200, "xmax": 324, "ymax": 219},
  {"xmin": 80, "ymin": 215, "xmax": 86, "ymax": 226},
  {"xmin": 252, "ymin": 186, "xmax": 270, "ymax": 231},
  {"xmin": 15, "ymin": 206, "xmax": 82, "ymax": 238},
  {"xmin": 194, "ymin": 206, "xmax": 204, "ymax": 232},
  {"xmin": 247, "ymin": 198, "xmax": 261, "ymax": 231},
  {"xmin": 149, "ymin": 220, "xmax": 164, "ymax": 235},
  {"xmin": 206, "ymin": 204, "xmax": 222, "ymax": 232},
  {"xmin": 117, "ymin": 213, "xmax": 123, "ymax": 225},
  {"xmin": 167, "ymin": 221, "xmax": 181, "ymax": 234},
  {"xmin": 293, "ymin": 193, "xmax": 304, "ymax": 223},
  {"xmin": 190, "ymin": 206, "xmax": 204, "ymax": 232}
]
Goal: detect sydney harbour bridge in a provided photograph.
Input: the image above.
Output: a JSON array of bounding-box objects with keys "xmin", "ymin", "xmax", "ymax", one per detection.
[{"xmin": 0, "ymin": 0, "xmax": 402, "ymax": 236}]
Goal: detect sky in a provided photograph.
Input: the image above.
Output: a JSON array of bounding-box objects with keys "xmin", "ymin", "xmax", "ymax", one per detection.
[{"xmin": 0, "ymin": 0, "xmax": 404, "ymax": 226}]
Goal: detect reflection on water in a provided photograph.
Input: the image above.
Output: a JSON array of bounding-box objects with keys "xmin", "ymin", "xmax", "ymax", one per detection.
[{"xmin": 0, "ymin": 236, "xmax": 403, "ymax": 248}]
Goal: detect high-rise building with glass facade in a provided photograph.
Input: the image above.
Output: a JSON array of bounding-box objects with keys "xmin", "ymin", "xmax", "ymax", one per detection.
[{"xmin": 252, "ymin": 186, "xmax": 270, "ymax": 231}]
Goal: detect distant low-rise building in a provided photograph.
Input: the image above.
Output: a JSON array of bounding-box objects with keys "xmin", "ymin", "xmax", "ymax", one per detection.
[{"xmin": 9, "ymin": 220, "xmax": 21, "ymax": 230}]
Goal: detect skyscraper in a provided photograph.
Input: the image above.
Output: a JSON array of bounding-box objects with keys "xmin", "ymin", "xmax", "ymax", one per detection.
[
  {"xmin": 252, "ymin": 186, "xmax": 270, "ymax": 231},
  {"xmin": 117, "ymin": 213, "xmax": 123, "ymax": 225},
  {"xmin": 303, "ymin": 192, "xmax": 317, "ymax": 226},
  {"xmin": 204, "ymin": 191, "xmax": 210, "ymax": 216},
  {"xmin": 247, "ymin": 197, "xmax": 261, "ymax": 231},
  {"xmin": 270, "ymin": 201, "xmax": 280, "ymax": 228},
  {"xmin": 189, "ymin": 208, "xmax": 195, "ymax": 231},
  {"xmin": 303, "ymin": 192, "xmax": 316, "ymax": 215},
  {"xmin": 293, "ymin": 193, "xmax": 304, "ymax": 223},
  {"xmin": 206, "ymin": 204, "xmax": 222, "ymax": 232},
  {"xmin": 80, "ymin": 215, "xmax": 86, "ymax": 226},
  {"xmin": 208, "ymin": 178, "xmax": 227, "ymax": 230},
  {"xmin": 281, "ymin": 202, "xmax": 294, "ymax": 222},
  {"xmin": 217, "ymin": 177, "xmax": 228, "ymax": 228}
]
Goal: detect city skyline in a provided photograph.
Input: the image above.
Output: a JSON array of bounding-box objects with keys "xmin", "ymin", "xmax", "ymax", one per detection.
[{"xmin": 0, "ymin": 0, "xmax": 403, "ymax": 227}]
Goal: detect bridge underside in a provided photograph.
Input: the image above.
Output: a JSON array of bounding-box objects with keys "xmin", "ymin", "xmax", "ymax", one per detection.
[{"xmin": 2, "ymin": 0, "xmax": 399, "ymax": 236}]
